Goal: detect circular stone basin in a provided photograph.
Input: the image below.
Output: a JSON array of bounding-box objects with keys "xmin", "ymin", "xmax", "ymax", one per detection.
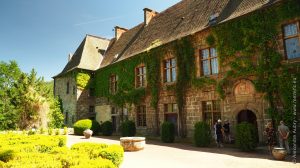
[
  {"xmin": 120, "ymin": 137, "xmax": 146, "ymax": 151},
  {"xmin": 272, "ymin": 147, "xmax": 287, "ymax": 160}
]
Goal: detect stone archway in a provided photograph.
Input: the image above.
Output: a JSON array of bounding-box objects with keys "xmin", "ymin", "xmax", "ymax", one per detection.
[{"xmin": 237, "ymin": 110, "xmax": 259, "ymax": 142}]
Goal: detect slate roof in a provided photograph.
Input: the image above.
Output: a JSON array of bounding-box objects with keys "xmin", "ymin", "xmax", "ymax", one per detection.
[
  {"xmin": 54, "ymin": 35, "xmax": 110, "ymax": 78},
  {"xmin": 100, "ymin": 0, "xmax": 282, "ymax": 68}
]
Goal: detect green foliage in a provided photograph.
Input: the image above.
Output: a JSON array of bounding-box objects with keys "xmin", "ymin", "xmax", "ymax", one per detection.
[
  {"xmin": 76, "ymin": 72, "xmax": 92, "ymax": 90},
  {"xmin": 63, "ymin": 127, "xmax": 68, "ymax": 135},
  {"xmin": 211, "ymin": 0, "xmax": 300, "ymax": 128},
  {"xmin": 194, "ymin": 122, "xmax": 211, "ymax": 147},
  {"xmin": 27, "ymin": 129, "xmax": 36, "ymax": 135},
  {"xmin": 48, "ymin": 97, "xmax": 64, "ymax": 128},
  {"xmin": 0, "ymin": 150, "xmax": 15, "ymax": 162},
  {"xmin": 120, "ymin": 120, "xmax": 136, "ymax": 137},
  {"xmin": 99, "ymin": 145, "xmax": 124, "ymax": 167},
  {"xmin": 91, "ymin": 120, "xmax": 101, "ymax": 135},
  {"xmin": 0, "ymin": 133, "xmax": 120, "ymax": 168},
  {"xmin": 235, "ymin": 122, "xmax": 258, "ymax": 151},
  {"xmin": 205, "ymin": 34, "xmax": 216, "ymax": 46},
  {"xmin": 101, "ymin": 121, "xmax": 113, "ymax": 136},
  {"xmin": 73, "ymin": 119, "xmax": 92, "ymax": 135},
  {"xmin": 161, "ymin": 121, "xmax": 175, "ymax": 143},
  {"xmin": 48, "ymin": 128, "xmax": 53, "ymax": 135}
]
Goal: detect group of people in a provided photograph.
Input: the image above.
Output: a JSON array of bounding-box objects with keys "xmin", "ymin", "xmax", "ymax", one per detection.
[
  {"xmin": 213, "ymin": 119, "xmax": 231, "ymax": 148},
  {"xmin": 265, "ymin": 120, "xmax": 290, "ymax": 154}
]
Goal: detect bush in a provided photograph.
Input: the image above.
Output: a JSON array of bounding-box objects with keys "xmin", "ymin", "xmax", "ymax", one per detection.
[
  {"xmin": 48, "ymin": 128, "xmax": 53, "ymax": 135},
  {"xmin": 194, "ymin": 122, "xmax": 211, "ymax": 147},
  {"xmin": 55, "ymin": 129, "xmax": 60, "ymax": 135},
  {"xmin": 63, "ymin": 127, "xmax": 68, "ymax": 135},
  {"xmin": 236, "ymin": 122, "xmax": 258, "ymax": 151},
  {"xmin": 73, "ymin": 119, "xmax": 92, "ymax": 135},
  {"xmin": 120, "ymin": 120, "xmax": 136, "ymax": 137},
  {"xmin": 0, "ymin": 150, "xmax": 15, "ymax": 162},
  {"xmin": 91, "ymin": 120, "xmax": 101, "ymax": 135},
  {"xmin": 161, "ymin": 121, "xmax": 175, "ymax": 143},
  {"xmin": 102, "ymin": 121, "xmax": 113, "ymax": 136},
  {"xmin": 0, "ymin": 133, "xmax": 121, "ymax": 168},
  {"xmin": 99, "ymin": 145, "xmax": 124, "ymax": 167}
]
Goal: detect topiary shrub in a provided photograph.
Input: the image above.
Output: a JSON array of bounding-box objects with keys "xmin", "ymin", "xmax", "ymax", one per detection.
[
  {"xmin": 120, "ymin": 120, "xmax": 136, "ymax": 137},
  {"xmin": 236, "ymin": 122, "xmax": 258, "ymax": 151},
  {"xmin": 91, "ymin": 120, "xmax": 101, "ymax": 135},
  {"xmin": 194, "ymin": 121, "xmax": 211, "ymax": 147},
  {"xmin": 73, "ymin": 119, "xmax": 92, "ymax": 135},
  {"xmin": 102, "ymin": 121, "xmax": 113, "ymax": 136},
  {"xmin": 161, "ymin": 121, "xmax": 175, "ymax": 143}
]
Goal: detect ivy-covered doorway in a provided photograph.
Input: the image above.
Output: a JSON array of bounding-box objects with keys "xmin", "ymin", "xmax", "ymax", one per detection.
[{"xmin": 237, "ymin": 110, "xmax": 259, "ymax": 142}]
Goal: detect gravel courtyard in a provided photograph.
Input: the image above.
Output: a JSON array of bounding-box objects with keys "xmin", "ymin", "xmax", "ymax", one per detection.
[{"xmin": 67, "ymin": 135, "xmax": 299, "ymax": 168}]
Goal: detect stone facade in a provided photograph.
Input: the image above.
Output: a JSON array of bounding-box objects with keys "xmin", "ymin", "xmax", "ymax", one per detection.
[{"xmin": 54, "ymin": 75, "xmax": 77, "ymax": 126}]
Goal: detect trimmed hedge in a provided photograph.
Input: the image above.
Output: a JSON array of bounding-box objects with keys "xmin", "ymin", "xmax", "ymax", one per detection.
[
  {"xmin": 236, "ymin": 122, "xmax": 258, "ymax": 151},
  {"xmin": 120, "ymin": 120, "xmax": 136, "ymax": 137},
  {"xmin": 73, "ymin": 119, "xmax": 92, "ymax": 135},
  {"xmin": 194, "ymin": 122, "xmax": 211, "ymax": 147},
  {"xmin": 0, "ymin": 133, "xmax": 123, "ymax": 168},
  {"xmin": 102, "ymin": 121, "xmax": 113, "ymax": 136},
  {"xmin": 161, "ymin": 121, "xmax": 175, "ymax": 143},
  {"xmin": 91, "ymin": 120, "xmax": 101, "ymax": 135}
]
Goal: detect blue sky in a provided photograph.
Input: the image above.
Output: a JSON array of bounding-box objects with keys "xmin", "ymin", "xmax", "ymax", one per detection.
[{"xmin": 0, "ymin": 0, "xmax": 180, "ymax": 81}]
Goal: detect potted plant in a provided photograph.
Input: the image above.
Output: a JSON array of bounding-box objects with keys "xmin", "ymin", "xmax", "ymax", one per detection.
[
  {"xmin": 272, "ymin": 147, "xmax": 287, "ymax": 160},
  {"xmin": 83, "ymin": 129, "xmax": 93, "ymax": 139}
]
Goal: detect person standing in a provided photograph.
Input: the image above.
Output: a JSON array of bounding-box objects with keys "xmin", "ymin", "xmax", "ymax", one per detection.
[
  {"xmin": 278, "ymin": 120, "xmax": 290, "ymax": 154},
  {"xmin": 216, "ymin": 119, "xmax": 224, "ymax": 148},
  {"xmin": 223, "ymin": 120, "xmax": 231, "ymax": 143},
  {"xmin": 264, "ymin": 121, "xmax": 276, "ymax": 154}
]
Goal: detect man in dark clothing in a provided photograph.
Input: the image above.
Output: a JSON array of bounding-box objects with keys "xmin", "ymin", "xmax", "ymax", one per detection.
[
  {"xmin": 216, "ymin": 119, "xmax": 223, "ymax": 148},
  {"xmin": 223, "ymin": 120, "xmax": 231, "ymax": 143}
]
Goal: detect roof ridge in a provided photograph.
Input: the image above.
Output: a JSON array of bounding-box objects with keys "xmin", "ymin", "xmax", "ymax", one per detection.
[{"xmin": 86, "ymin": 34, "xmax": 111, "ymax": 41}]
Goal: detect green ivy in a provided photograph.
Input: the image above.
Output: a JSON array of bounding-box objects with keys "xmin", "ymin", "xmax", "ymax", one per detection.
[
  {"xmin": 211, "ymin": 0, "xmax": 300, "ymax": 127},
  {"xmin": 75, "ymin": 72, "xmax": 92, "ymax": 90}
]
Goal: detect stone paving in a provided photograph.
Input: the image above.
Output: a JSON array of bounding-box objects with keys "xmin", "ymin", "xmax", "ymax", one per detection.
[{"xmin": 67, "ymin": 135, "xmax": 299, "ymax": 168}]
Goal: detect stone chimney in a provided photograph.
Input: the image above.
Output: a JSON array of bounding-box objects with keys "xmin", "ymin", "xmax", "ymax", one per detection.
[
  {"xmin": 115, "ymin": 26, "xmax": 127, "ymax": 40},
  {"xmin": 68, "ymin": 53, "xmax": 73, "ymax": 62},
  {"xmin": 143, "ymin": 8, "xmax": 158, "ymax": 25}
]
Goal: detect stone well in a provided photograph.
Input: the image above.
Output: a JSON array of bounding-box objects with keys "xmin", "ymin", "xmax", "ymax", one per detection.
[{"xmin": 120, "ymin": 137, "xmax": 146, "ymax": 151}]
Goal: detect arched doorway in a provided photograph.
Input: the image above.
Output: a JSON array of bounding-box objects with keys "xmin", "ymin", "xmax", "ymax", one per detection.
[{"xmin": 237, "ymin": 110, "xmax": 259, "ymax": 142}]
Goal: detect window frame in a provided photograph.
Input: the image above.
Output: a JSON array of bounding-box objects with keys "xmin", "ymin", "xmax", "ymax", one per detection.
[
  {"xmin": 282, "ymin": 21, "xmax": 300, "ymax": 60},
  {"xmin": 89, "ymin": 106, "xmax": 95, "ymax": 114},
  {"xmin": 109, "ymin": 74, "xmax": 118, "ymax": 94},
  {"xmin": 136, "ymin": 105, "xmax": 147, "ymax": 127},
  {"xmin": 163, "ymin": 58, "xmax": 177, "ymax": 83},
  {"xmin": 202, "ymin": 100, "xmax": 221, "ymax": 128},
  {"xmin": 135, "ymin": 65, "xmax": 147, "ymax": 88},
  {"xmin": 200, "ymin": 47, "xmax": 218, "ymax": 76},
  {"xmin": 66, "ymin": 82, "xmax": 70, "ymax": 94}
]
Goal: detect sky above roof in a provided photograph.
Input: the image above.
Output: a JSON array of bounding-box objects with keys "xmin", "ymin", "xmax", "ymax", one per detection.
[{"xmin": 0, "ymin": 0, "xmax": 180, "ymax": 81}]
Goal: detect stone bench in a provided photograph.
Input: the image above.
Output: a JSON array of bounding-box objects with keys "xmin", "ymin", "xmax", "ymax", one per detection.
[{"xmin": 120, "ymin": 137, "xmax": 145, "ymax": 151}]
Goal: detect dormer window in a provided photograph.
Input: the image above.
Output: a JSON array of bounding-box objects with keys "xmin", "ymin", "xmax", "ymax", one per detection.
[{"xmin": 283, "ymin": 22, "xmax": 300, "ymax": 59}]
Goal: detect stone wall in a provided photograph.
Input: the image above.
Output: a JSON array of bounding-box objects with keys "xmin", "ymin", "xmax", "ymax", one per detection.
[
  {"xmin": 76, "ymin": 88, "xmax": 96, "ymax": 120},
  {"xmin": 54, "ymin": 75, "xmax": 77, "ymax": 127}
]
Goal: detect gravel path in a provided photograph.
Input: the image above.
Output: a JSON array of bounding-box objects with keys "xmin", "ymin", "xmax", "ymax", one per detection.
[{"xmin": 67, "ymin": 135, "xmax": 299, "ymax": 168}]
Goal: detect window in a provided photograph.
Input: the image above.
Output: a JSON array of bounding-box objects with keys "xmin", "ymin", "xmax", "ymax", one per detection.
[
  {"xmin": 73, "ymin": 86, "xmax": 76, "ymax": 95},
  {"xmin": 66, "ymin": 82, "xmax": 70, "ymax": 94},
  {"xmin": 65, "ymin": 111, "xmax": 69, "ymax": 124},
  {"xmin": 89, "ymin": 106, "xmax": 95, "ymax": 114},
  {"xmin": 202, "ymin": 101, "xmax": 221, "ymax": 128},
  {"xmin": 164, "ymin": 103, "xmax": 178, "ymax": 113},
  {"xmin": 109, "ymin": 75, "xmax": 118, "ymax": 94},
  {"xmin": 136, "ymin": 66, "xmax": 146, "ymax": 88},
  {"xmin": 164, "ymin": 58, "xmax": 176, "ymax": 83},
  {"xmin": 200, "ymin": 48, "xmax": 218, "ymax": 76},
  {"xmin": 137, "ymin": 105, "xmax": 146, "ymax": 127},
  {"xmin": 283, "ymin": 22, "xmax": 300, "ymax": 59}
]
